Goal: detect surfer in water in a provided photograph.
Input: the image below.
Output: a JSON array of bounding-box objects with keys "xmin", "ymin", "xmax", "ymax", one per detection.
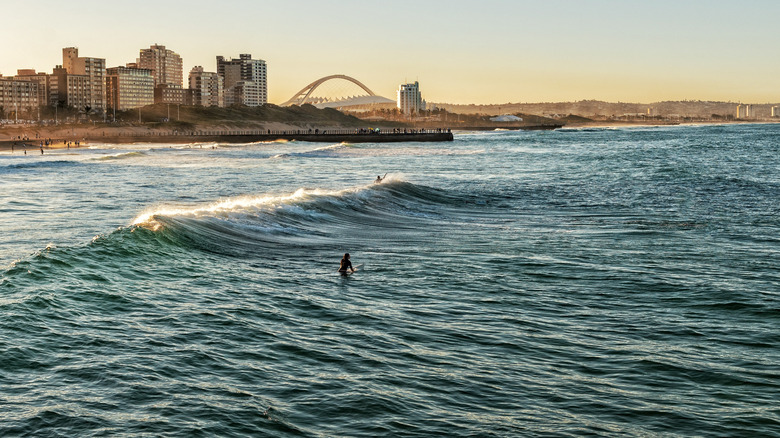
[
  {"xmin": 375, "ymin": 173, "xmax": 386, "ymax": 184},
  {"xmin": 338, "ymin": 253, "xmax": 355, "ymax": 274}
]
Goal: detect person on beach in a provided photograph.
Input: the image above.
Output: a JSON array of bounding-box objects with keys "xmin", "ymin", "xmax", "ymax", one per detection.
[{"xmin": 338, "ymin": 253, "xmax": 354, "ymax": 274}]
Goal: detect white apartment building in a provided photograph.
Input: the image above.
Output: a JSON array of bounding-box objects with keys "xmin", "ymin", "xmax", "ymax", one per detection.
[
  {"xmin": 397, "ymin": 81, "xmax": 425, "ymax": 115},
  {"xmin": 217, "ymin": 54, "xmax": 267, "ymax": 106},
  {"xmin": 189, "ymin": 66, "xmax": 224, "ymax": 107},
  {"xmin": 106, "ymin": 66, "xmax": 154, "ymax": 111},
  {"xmin": 225, "ymin": 81, "xmax": 266, "ymax": 107}
]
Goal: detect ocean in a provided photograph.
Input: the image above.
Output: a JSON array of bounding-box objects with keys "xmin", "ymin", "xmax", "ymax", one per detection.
[{"xmin": 1, "ymin": 124, "xmax": 778, "ymax": 436}]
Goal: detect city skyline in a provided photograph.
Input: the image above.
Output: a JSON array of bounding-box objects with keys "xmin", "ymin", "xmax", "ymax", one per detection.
[{"xmin": 1, "ymin": 0, "xmax": 779, "ymax": 105}]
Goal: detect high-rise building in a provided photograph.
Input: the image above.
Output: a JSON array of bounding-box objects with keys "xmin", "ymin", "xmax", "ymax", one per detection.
[
  {"xmin": 14, "ymin": 69, "xmax": 50, "ymax": 107},
  {"xmin": 0, "ymin": 78, "xmax": 40, "ymax": 117},
  {"xmin": 216, "ymin": 54, "xmax": 267, "ymax": 106},
  {"xmin": 188, "ymin": 66, "xmax": 224, "ymax": 107},
  {"xmin": 225, "ymin": 81, "xmax": 266, "ymax": 107},
  {"xmin": 61, "ymin": 47, "xmax": 106, "ymax": 112},
  {"xmin": 106, "ymin": 66, "xmax": 154, "ymax": 112},
  {"xmin": 772, "ymin": 106, "xmax": 779, "ymax": 118},
  {"xmin": 736, "ymin": 104, "xmax": 745, "ymax": 119},
  {"xmin": 50, "ymin": 65, "xmax": 92, "ymax": 110},
  {"xmin": 138, "ymin": 44, "xmax": 184, "ymax": 104},
  {"xmin": 138, "ymin": 44, "xmax": 183, "ymax": 87},
  {"xmin": 397, "ymin": 81, "xmax": 425, "ymax": 115}
]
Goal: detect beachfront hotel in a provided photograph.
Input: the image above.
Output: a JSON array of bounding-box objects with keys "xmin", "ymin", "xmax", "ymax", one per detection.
[
  {"xmin": 11, "ymin": 70, "xmax": 49, "ymax": 108},
  {"xmin": 0, "ymin": 77, "xmax": 40, "ymax": 117},
  {"xmin": 397, "ymin": 81, "xmax": 426, "ymax": 115},
  {"xmin": 106, "ymin": 66, "xmax": 154, "ymax": 112},
  {"xmin": 189, "ymin": 66, "xmax": 224, "ymax": 107},
  {"xmin": 1, "ymin": 48, "xmax": 106, "ymax": 118},
  {"xmin": 138, "ymin": 45, "xmax": 185, "ymax": 105},
  {"xmin": 138, "ymin": 45, "xmax": 183, "ymax": 88},
  {"xmin": 60, "ymin": 47, "xmax": 106, "ymax": 112},
  {"xmin": 50, "ymin": 66, "xmax": 95, "ymax": 112},
  {"xmin": 217, "ymin": 54, "xmax": 268, "ymax": 107}
]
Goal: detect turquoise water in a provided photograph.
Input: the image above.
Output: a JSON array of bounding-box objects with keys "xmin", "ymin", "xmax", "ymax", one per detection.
[{"xmin": 1, "ymin": 125, "xmax": 779, "ymax": 436}]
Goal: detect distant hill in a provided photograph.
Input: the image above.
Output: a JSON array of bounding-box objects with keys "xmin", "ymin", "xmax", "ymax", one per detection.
[
  {"xmin": 434, "ymin": 100, "xmax": 780, "ymax": 119},
  {"xmin": 557, "ymin": 114, "xmax": 593, "ymax": 125},
  {"xmin": 405, "ymin": 111, "xmax": 562, "ymax": 129}
]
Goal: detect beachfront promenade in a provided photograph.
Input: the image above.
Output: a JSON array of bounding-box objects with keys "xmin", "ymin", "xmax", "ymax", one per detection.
[
  {"xmin": 91, "ymin": 128, "xmax": 454, "ymax": 144},
  {"xmin": 0, "ymin": 128, "xmax": 454, "ymax": 150}
]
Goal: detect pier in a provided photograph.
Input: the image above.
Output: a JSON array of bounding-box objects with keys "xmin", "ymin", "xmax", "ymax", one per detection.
[{"xmin": 86, "ymin": 128, "xmax": 453, "ymax": 145}]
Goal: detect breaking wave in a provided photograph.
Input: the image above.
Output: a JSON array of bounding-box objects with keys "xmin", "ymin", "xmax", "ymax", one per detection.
[{"xmin": 128, "ymin": 179, "xmax": 463, "ymax": 256}]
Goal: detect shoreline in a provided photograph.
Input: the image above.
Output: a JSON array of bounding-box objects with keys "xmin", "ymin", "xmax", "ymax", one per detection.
[
  {"xmin": 0, "ymin": 129, "xmax": 453, "ymax": 151},
  {"xmin": 565, "ymin": 119, "xmax": 780, "ymax": 128},
  {"xmin": 451, "ymin": 119, "xmax": 780, "ymax": 133},
  {"xmin": 1, "ymin": 119, "xmax": 777, "ymax": 151}
]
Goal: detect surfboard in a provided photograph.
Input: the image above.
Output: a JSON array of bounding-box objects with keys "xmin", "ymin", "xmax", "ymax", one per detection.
[{"xmin": 339, "ymin": 264, "xmax": 363, "ymax": 276}]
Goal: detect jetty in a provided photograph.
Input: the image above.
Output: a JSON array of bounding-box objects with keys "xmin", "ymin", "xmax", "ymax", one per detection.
[
  {"xmin": 0, "ymin": 128, "xmax": 454, "ymax": 150},
  {"xmin": 85, "ymin": 128, "xmax": 453, "ymax": 145}
]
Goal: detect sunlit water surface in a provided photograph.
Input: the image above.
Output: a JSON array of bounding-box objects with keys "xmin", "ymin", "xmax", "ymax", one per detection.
[{"xmin": 1, "ymin": 125, "xmax": 778, "ymax": 436}]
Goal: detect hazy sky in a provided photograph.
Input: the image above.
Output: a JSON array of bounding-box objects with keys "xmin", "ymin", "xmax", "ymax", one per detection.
[{"xmin": 1, "ymin": 0, "xmax": 778, "ymax": 104}]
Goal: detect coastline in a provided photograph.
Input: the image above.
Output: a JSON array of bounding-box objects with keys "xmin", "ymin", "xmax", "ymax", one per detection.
[
  {"xmin": 2, "ymin": 119, "xmax": 777, "ymax": 151},
  {"xmin": 0, "ymin": 125, "xmax": 453, "ymax": 150},
  {"xmin": 574, "ymin": 119, "xmax": 774, "ymax": 128},
  {"xmin": 451, "ymin": 119, "xmax": 779, "ymax": 133}
]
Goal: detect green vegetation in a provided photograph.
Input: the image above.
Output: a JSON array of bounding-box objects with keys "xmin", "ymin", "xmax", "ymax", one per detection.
[{"xmin": 557, "ymin": 114, "xmax": 593, "ymax": 124}]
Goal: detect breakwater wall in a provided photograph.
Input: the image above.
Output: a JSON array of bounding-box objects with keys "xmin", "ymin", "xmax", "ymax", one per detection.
[{"xmin": 83, "ymin": 129, "xmax": 454, "ymax": 145}]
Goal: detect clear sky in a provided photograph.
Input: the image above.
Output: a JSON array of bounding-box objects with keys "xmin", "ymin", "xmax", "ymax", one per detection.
[{"xmin": 1, "ymin": 0, "xmax": 778, "ymax": 104}]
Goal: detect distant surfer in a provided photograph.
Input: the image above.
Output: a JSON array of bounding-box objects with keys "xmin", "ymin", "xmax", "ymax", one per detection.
[
  {"xmin": 338, "ymin": 253, "xmax": 355, "ymax": 274},
  {"xmin": 375, "ymin": 173, "xmax": 386, "ymax": 184}
]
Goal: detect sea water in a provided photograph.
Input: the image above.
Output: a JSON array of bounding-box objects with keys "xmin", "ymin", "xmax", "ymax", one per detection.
[{"xmin": 1, "ymin": 125, "xmax": 778, "ymax": 436}]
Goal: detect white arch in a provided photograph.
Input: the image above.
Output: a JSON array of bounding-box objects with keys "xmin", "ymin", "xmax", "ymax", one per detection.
[{"xmin": 281, "ymin": 75, "xmax": 377, "ymax": 106}]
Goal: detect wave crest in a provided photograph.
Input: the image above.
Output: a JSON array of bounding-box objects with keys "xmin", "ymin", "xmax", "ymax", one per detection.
[
  {"xmin": 92, "ymin": 151, "xmax": 147, "ymax": 161},
  {"xmin": 130, "ymin": 179, "xmax": 460, "ymax": 255},
  {"xmin": 132, "ymin": 187, "xmax": 352, "ymax": 229}
]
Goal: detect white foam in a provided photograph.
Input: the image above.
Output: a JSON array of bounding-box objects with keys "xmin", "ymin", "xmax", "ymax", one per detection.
[{"xmin": 131, "ymin": 186, "xmax": 365, "ymax": 229}]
